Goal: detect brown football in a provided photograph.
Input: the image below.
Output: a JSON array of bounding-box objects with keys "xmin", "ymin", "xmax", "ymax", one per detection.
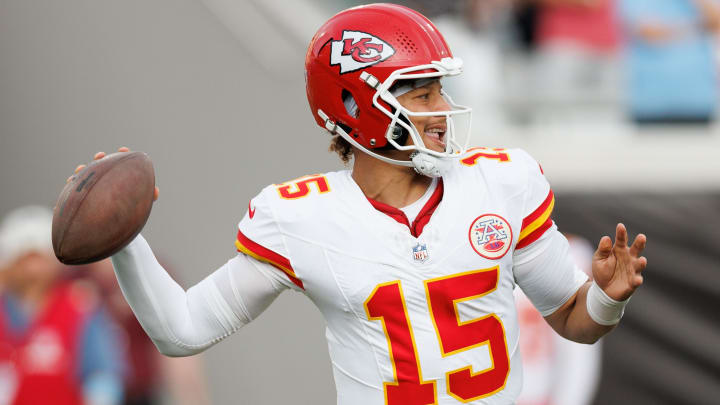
[{"xmin": 52, "ymin": 151, "xmax": 155, "ymax": 265}]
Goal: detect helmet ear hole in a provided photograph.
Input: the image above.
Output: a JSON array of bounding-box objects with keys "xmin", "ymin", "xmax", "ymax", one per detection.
[
  {"xmin": 339, "ymin": 89, "xmax": 359, "ymax": 139},
  {"xmin": 342, "ymin": 89, "xmax": 359, "ymax": 118}
]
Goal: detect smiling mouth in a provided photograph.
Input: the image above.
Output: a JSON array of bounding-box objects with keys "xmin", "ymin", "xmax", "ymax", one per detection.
[{"xmin": 424, "ymin": 127, "xmax": 446, "ymax": 148}]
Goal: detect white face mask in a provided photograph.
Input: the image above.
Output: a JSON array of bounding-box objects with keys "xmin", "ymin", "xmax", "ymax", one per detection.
[{"xmin": 337, "ymin": 57, "xmax": 473, "ymax": 177}]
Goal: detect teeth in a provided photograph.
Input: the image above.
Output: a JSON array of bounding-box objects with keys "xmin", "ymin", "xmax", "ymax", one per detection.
[{"xmin": 424, "ymin": 127, "xmax": 446, "ymax": 147}]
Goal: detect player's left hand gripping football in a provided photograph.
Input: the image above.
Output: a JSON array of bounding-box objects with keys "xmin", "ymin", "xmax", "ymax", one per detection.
[
  {"xmin": 68, "ymin": 147, "xmax": 160, "ymax": 201},
  {"xmin": 591, "ymin": 223, "xmax": 647, "ymax": 301}
]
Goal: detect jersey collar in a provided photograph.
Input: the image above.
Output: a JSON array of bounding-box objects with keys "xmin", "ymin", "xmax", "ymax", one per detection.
[{"xmin": 366, "ymin": 179, "xmax": 444, "ymax": 238}]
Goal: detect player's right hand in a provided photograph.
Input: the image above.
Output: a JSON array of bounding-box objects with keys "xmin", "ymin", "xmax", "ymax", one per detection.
[{"xmin": 67, "ymin": 147, "xmax": 160, "ymax": 201}]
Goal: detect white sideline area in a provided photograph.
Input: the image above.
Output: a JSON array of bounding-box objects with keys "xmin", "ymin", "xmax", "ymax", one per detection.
[{"xmin": 476, "ymin": 123, "xmax": 720, "ymax": 192}]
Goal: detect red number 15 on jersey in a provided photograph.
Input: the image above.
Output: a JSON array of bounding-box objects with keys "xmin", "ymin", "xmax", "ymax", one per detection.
[{"xmin": 365, "ymin": 267, "xmax": 510, "ymax": 404}]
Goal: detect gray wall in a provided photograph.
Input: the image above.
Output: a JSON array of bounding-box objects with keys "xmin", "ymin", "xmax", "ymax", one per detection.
[
  {"xmin": 553, "ymin": 193, "xmax": 720, "ymax": 405},
  {"xmin": 1, "ymin": 0, "xmax": 339, "ymax": 403}
]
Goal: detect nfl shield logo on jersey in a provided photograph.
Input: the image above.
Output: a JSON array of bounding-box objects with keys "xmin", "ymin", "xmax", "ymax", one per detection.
[
  {"xmin": 412, "ymin": 243, "xmax": 429, "ymax": 263},
  {"xmin": 469, "ymin": 214, "xmax": 513, "ymax": 260}
]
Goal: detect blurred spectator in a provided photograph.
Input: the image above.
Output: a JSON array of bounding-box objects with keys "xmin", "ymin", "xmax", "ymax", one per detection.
[
  {"xmin": 511, "ymin": 1, "xmax": 541, "ymax": 53},
  {"xmin": 429, "ymin": 0, "xmax": 511, "ymax": 134},
  {"xmin": 79, "ymin": 259, "xmax": 211, "ymax": 405},
  {"xmin": 618, "ymin": 0, "xmax": 720, "ymax": 124},
  {"xmin": 537, "ymin": 0, "xmax": 619, "ymax": 52},
  {"xmin": 514, "ymin": 234, "xmax": 601, "ymax": 405},
  {"xmin": 502, "ymin": 0, "xmax": 621, "ymax": 125},
  {"xmin": 532, "ymin": 0, "xmax": 622, "ymax": 119},
  {"xmin": 0, "ymin": 206, "xmax": 126, "ymax": 405}
]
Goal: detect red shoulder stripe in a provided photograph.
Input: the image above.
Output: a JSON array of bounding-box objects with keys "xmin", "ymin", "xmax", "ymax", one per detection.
[
  {"xmin": 517, "ymin": 190, "xmax": 555, "ymax": 249},
  {"xmin": 521, "ymin": 190, "xmax": 554, "ymax": 229},
  {"xmin": 235, "ymin": 230, "xmax": 304, "ymax": 290},
  {"xmin": 516, "ymin": 218, "xmax": 553, "ymax": 249}
]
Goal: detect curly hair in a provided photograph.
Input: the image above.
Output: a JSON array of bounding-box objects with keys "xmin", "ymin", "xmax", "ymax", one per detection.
[{"xmin": 329, "ymin": 136, "xmax": 354, "ymax": 165}]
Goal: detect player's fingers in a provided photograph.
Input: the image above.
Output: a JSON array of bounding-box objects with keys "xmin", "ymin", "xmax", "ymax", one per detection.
[
  {"xmin": 632, "ymin": 274, "xmax": 644, "ymax": 288},
  {"xmin": 118, "ymin": 146, "xmax": 130, "ymax": 153},
  {"xmin": 153, "ymin": 186, "xmax": 159, "ymax": 201},
  {"xmin": 613, "ymin": 223, "xmax": 628, "ymax": 250},
  {"xmin": 629, "ymin": 234, "xmax": 647, "ymax": 257},
  {"xmin": 636, "ymin": 256, "xmax": 648, "ymax": 272},
  {"xmin": 66, "ymin": 175, "xmax": 73, "ymax": 183},
  {"xmin": 74, "ymin": 164, "xmax": 86, "ymax": 174},
  {"xmin": 594, "ymin": 236, "xmax": 612, "ymax": 260},
  {"xmin": 93, "ymin": 152, "xmax": 106, "ymax": 160}
]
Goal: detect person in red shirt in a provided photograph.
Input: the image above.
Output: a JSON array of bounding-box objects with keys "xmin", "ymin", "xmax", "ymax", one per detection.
[
  {"xmin": 79, "ymin": 258, "xmax": 211, "ymax": 405},
  {"xmin": 532, "ymin": 0, "xmax": 622, "ymax": 117},
  {"xmin": 0, "ymin": 206, "xmax": 126, "ymax": 405},
  {"xmin": 537, "ymin": 0, "xmax": 619, "ymax": 52}
]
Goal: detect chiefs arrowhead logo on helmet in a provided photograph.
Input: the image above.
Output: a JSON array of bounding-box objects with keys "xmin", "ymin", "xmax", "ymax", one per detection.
[{"xmin": 330, "ymin": 31, "xmax": 395, "ymax": 74}]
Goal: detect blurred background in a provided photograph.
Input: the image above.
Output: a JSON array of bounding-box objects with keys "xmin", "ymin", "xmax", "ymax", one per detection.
[{"xmin": 1, "ymin": 0, "xmax": 718, "ymax": 404}]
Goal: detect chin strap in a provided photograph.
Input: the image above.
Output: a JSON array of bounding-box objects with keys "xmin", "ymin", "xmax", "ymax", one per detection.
[{"xmin": 410, "ymin": 152, "xmax": 451, "ymax": 178}]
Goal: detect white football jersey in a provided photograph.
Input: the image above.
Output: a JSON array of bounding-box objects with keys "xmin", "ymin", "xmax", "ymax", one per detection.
[{"xmin": 236, "ymin": 148, "xmax": 563, "ymax": 405}]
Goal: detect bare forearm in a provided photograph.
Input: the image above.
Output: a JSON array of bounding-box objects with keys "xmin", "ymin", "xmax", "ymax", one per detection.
[{"xmin": 546, "ymin": 282, "xmax": 614, "ymax": 344}]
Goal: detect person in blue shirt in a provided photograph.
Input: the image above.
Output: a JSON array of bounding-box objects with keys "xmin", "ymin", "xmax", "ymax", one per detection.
[{"xmin": 618, "ymin": 0, "xmax": 720, "ymax": 123}]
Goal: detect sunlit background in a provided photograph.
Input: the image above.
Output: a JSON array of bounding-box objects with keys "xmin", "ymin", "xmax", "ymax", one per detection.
[{"xmin": 1, "ymin": 0, "xmax": 718, "ymax": 404}]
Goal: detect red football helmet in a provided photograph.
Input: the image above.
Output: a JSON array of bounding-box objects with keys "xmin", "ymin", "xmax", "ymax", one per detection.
[{"xmin": 305, "ymin": 3, "xmax": 471, "ymax": 176}]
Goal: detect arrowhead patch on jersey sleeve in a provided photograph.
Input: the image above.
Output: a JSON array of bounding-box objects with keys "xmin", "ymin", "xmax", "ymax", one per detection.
[{"xmin": 468, "ymin": 214, "xmax": 513, "ymax": 260}]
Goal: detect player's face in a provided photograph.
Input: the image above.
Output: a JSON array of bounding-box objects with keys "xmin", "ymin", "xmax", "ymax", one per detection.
[{"xmin": 395, "ymin": 81, "xmax": 450, "ymax": 153}]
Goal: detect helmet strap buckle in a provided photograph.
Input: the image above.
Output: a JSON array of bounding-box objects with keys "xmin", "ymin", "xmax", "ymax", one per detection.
[{"xmin": 317, "ymin": 109, "xmax": 338, "ymax": 134}]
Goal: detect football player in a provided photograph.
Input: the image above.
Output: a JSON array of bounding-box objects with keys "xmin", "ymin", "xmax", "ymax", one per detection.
[{"xmin": 72, "ymin": 4, "xmax": 647, "ymax": 404}]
